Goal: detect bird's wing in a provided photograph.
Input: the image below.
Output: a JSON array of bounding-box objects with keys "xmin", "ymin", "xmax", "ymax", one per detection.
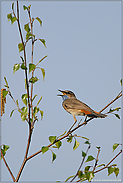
[{"xmin": 63, "ymin": 98, "xmax": 94, "ymax": 112}]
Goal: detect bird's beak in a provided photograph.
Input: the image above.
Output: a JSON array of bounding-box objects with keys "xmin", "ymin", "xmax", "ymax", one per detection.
[{"xmin": 57, "ymin": 89, "xmax": 66, "ymax": 96}]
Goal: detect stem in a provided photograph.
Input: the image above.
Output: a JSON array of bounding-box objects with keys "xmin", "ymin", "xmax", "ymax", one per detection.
[
  {"xmin": 70, "ymin": 144, "xmax": 91, "ymax": 182},
  {"xmin": 16, "ymin": 1, "xmax": 31, "ymax": 127},
  {"xmin": 93, "ymin": 148, "xmax": 100, "ymax": 171},
  {"xmin": 1, "ymin": 149, "xmax": 15, "ymax": 182}
]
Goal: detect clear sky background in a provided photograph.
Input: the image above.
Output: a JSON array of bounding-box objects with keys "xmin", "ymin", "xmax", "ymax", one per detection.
[{"xmin": 1, "ymin": 0, "xmax": 122, "ymax": 182}]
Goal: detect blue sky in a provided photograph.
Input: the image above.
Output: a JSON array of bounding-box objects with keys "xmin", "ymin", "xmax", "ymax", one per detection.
[{"xmin": 1, "ymin": 1, "xmax": 122, "ymax": 181}]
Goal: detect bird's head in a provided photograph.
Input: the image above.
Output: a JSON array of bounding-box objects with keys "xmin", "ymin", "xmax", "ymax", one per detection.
[{"xmin": 57, "ymin": 90, "xmax": 76, "ymax": 100}]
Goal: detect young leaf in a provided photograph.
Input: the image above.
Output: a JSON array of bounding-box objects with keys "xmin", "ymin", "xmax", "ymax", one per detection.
[
  {"xmin": 73, "ymin": 140, "xmax": 80, "ymax": 150},
  {"xmin": 114, "ymin": 167, "xmax": 119, "ymax": 177},
  {"xmin": 55, "ymin": 141, "xmax": 62, "ymax": 149},
  {"xmin": 22, "ymin": 94, "xmax": 28, "ymax": 105},
  {"xmin": 18, "ymin": 43, "xmax": 24, "ymax": 52},
  {"xmin": 80, "ymin": 136, "xmax": 89, "ymax": 140},
  {"xmin": 39, "ymin": 110, "xmax": 43, "ymax": 120},
  {"xmin": 40, "ymin": 68, "xmax": 45, "ymax": 81},
  {"xmin": 120, "ymin": 79, "xmax": 122, "ymax": 86},
  {"xmin": 7, "ymin": 13, "xmax": 12, "ymax": 21},
  {"xmin": 59, "ymin": 131, "xmax": 67, "ymax": 137},
  {"xmin": 36, "ymin": 17, "xmax": 42, "ymax": 26},
  {"xmin": 34, "ymin": 106, "xmax": 39, "ymax": 114},
  {"xmin": 85, "ymin": 155, "xmax": 95, "ymax": 163},
  {"xmin": 85, "ymin": 141, "xmax": 90, "ymax": 145},
  {"xmin": 3, "ymin": 145, "xmax": 10, "ymax": 151},
  {"xmin": 23, "ymin": 5, "xmax": 28, "ymax": 10},
  {"xmin": 20, "ymin": 56, "xmax": 24, "ymax": 62},
  {"xmin": 21, "ymin": 63, "xmax": 27, "ymax": 70},
  {"xmin": 32, "ymin": 94, "xmax": 37, "ymax": 102},
  {"xmin": 96, "ymin": 164, "xmax": 105, "ymax": 168},
  {"xmin": 84, "ymin": 166, "xmax": 91, "ymax": 172},
  {"xmin": 82, "ymin": 151, "xmax": 86, "ymax": 158},
  {"xmin": 108, "ymin": 167, "xmax": 114, "ymax": 176},
  {"xmin": 41, "ymin": 146, "xmax": 49, "ymax": 154},
  {"xmin": 16, "ymin": 100, "xmax": 19, "ymax": 107},
  {"xmin": 52, "ymin": 151, "xmax": 56, "ymax": 162},
  {"xmin": 114, "ymin": 113, "xmax": 120, "ymax": 119},
  {"xmin": 11, "ymin": 17, "xmax": 17, "ymax": 24},
  {"xmin": 78, "ymin": 171, "xmax": 83, "ymax": 179},
  {"xmin": 39, "ymin": 39, "xmax": 46, "ymax": 48},
  {"xmin": 86, "ymin": 172, "xmax": 94, "ymax": 182},
  {"xmin": 13, "ymin": 63, "xmax": 20, "ymax": 74},
  {"xmin": 29, "ymin": 63, "xmax": 36, "ymax": 73},
  {"xmin": 10, "ymin": 109, "xmax": 15, "ymax": 117},
  {"xmin": 12, "ymin": 3, "xmax": 14, "ymax": 11},
  {"xmin": 36, "ymin": 96, "xmax": 42, "ymax": 106},
  {"xmin": 21, "ymin": 107, "xmax": 28, "ymax": 121},
  {"xmin": 113, "ymin": 143, "xmax": 119, "ymax": 152},
  {"xmin": 2, "ymin": 90, "xmax": 8, "ymax": 98},
  {"xmin": 24, "ymin": 23, "xmax": 30, "ymax": 32},
  {"xmin": 29, "ymin": 77, "xmax": 39, "ymax": 83},
  {"xmin": 67, "ymin": 136, "xmax": 73, "ymax": 143},
  {"xmin": 49, "ymin": 136, "xmax": 57, "ymax": 143},
  {"xmin": 65, "ymin": 175, "xmax": 75, "ymax": 182},
  {"xmin": 37, "ymin": 55, "xmax": 48, "ymax": 65},
  {"xmin": 4, "ymin": 77, "xmax": 9, "ymax": 88},
  {"xmin": 26, "ymin": 32, "xmax": 34, "ymax": 40}
]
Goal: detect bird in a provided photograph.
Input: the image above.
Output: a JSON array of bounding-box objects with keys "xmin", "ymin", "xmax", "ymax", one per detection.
[{"xmin": 58, "ymin": 89, "xmax": 107, "ymax": 130}]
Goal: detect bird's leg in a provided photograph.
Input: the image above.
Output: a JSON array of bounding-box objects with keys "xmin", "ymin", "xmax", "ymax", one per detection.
[
  {"xmin": 84, "ymin": 116, "xmax": 87, "ymax": 125},
  {"xmin": 68, "ymin": 116, "xmax": 77, "ymax": 133}
]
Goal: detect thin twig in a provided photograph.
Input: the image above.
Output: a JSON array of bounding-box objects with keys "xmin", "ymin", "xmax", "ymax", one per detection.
[
  {"xmin": 93, "ymin": 148, "xmax": 101, "ymax": 171},
  {"xmin": 1, "ymin": 149, "xmax": 15, "ymax": 182},
  {"xmin": 70, "ymin": 144, "xmax": 91, "ymax": 182},
  {"xmin": 99, "ymin": 91, "xmax": 122, "ymax": 113}
]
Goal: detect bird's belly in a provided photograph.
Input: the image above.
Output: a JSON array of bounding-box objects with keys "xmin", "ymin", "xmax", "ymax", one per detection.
[{"xmin": 65, "ymin": 108, "xmax": 85, "ymax": 116}]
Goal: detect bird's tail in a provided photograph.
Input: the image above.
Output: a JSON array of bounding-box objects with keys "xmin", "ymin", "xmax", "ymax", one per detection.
[{"xmin": 93, "ymin": 111, "xmax": 107, "ymax": 118}]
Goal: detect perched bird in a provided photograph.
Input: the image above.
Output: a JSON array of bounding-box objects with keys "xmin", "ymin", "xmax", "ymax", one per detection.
[{"xmin": 58, "ymin": 90, "xmax": 107, "ymax": 124}]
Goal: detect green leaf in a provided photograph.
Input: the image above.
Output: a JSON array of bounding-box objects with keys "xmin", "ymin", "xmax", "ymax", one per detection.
[
  {"xmin": 24, "ymin": 23, "xmax": 30, "ymax": 32},
  {"xmin": 23, "ymin": 5, "xmax": 28, "ymax": 10},
  {"xmin": 84, "ymin": 166, "xmax": 91, "ymax": 172},
  {"xmin": 55, "ymin": 141, "xmax": 62, "ymax": 149},
  {"xmin": 34, "ymin": 106, "xmax": 39, "ymax": 114},
  {"xmin": 96, "ymin": 164, "xmax": 105, "ymax": 168},
  {"xmin": 67, "ymin": 136, "xmax": 73, "ymax": 143},
  {"xmin": 13, "ymin": 63, "xmax": 20, "ymax": 74},
  {"xmin": 26, "ymin": 32, "xmax": 34, "ymax": 40},
  {"xmin": 82, "ymin": 151, "xmax": 86, "ymax": 158},
  {"xmin": 41, "ymin": 146, "xmax": 49, "ymax": 154},
  {"xmin": 86, "ymin": 172, "xmax": 94, "ymax": 182},
  {"xmin": 21, "ymin": 107, "xmax": 28, "ymax": 121},
  {"xmin": 49, "ymin": 136, "xmax": 57, "ymax": 143},
  {"xmin": 11, "ymin": 17, "xmax": 17, "ymax": 24},
  {"xmin": 29, "ymin": 63, "xmax": 36, "ymax": 74},
  {"xmin": 37, "ymin": 55, "xmax": 48, "ymax": 65},
  {"xmin": 36, "ymin": 96, "xmax": 42, "ymax": 106},
  {"xmin": 10, "ymin": 109, "xmax": 15, "ymax": 117},
  {"xmin": 32, "ymin": 94, "xmax": 37, "ymax": 102},
  {"xmin": 113, "ymin": 143, "xmax": 119, "ymax": 152},
  {"xmin": 65, "ymin": 175, "xmax": 75, "ymax": 182},
  {"xmin": 78, "ymin": 171, "xmax": 83, "ymax": 179},
  {"xmin": 84, "ymin": 141, "xmax": 90, "ymax": 145},
  {"xmin": 114, "ymin": 167, "xmax": 119, "ymax": 177},
  {"xmin": 52, "ymin": 151, "xmax": 56, "ymax": 162},
  {"xmin": 1, "ymin": 145, "xmax": 10, "ymax": 160},
  {"xmin": 41, "ymin": 68, "xmax": 45, "ymax": 81},
  {"xmin": 36, "ymin": 17, "xmax": 42, "ymax": 26},
  {"xmin": 80, "ymin": 136, "xmax": 89, "ymax": 140},
  {"xmin": 73, "ymin": 140, "xmax": 79, "ymax": 150},
  {"xmin": 7, "ymin": 13, "xmax": 12, "ymax": 21},
  {"xmin": 96, "ymin": 146, "xmax": 101, "ymax": 150},
  {"xmin": 39, "ymin": 110, "xmax": 43, "ymax": 120},
  {"xmin": 59, "ymin": 131, "xmax": 67, "ymax": 137},
  {"xmin": 22, "ymin": 94, "xmax": 28, "ymax": 105},
  {"xmin": 20, "ymin": 56, "xmax": 24, "ymax": 62},
  {"xmin": 12, "ymin": 3, "xmax": 14, "ymax": 11},
  {"xmin": 114, "ymin": 113, "xmax": 120, "ymax": 119},
  {"xmin": 120, "ymin": 79, "xmax": 122, "ymax": 86},
  {"xmin": 2, "ymin": 90, "xmax": 8, "ymax": 98},
  {"xmin": 18, "ymin": 43, "xmax": 24, "ymax": 52},
  {"xmin": 39, "ymin": 39, "xmax": 47, "ymax": 48},
  {"xmin": 29, "ymin": 77, "xmax": 39, "ymax": 83},
  {"xmin": 85, "ymin": 155, "xmax": 95, "ymax": 163},
  {"xmin": 4, "ymin": 77, "xmax": 9, "ymax": 88},
  {"xmin": 108, "ymin": 167, "xmax": 114, "ymax": 176}
]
